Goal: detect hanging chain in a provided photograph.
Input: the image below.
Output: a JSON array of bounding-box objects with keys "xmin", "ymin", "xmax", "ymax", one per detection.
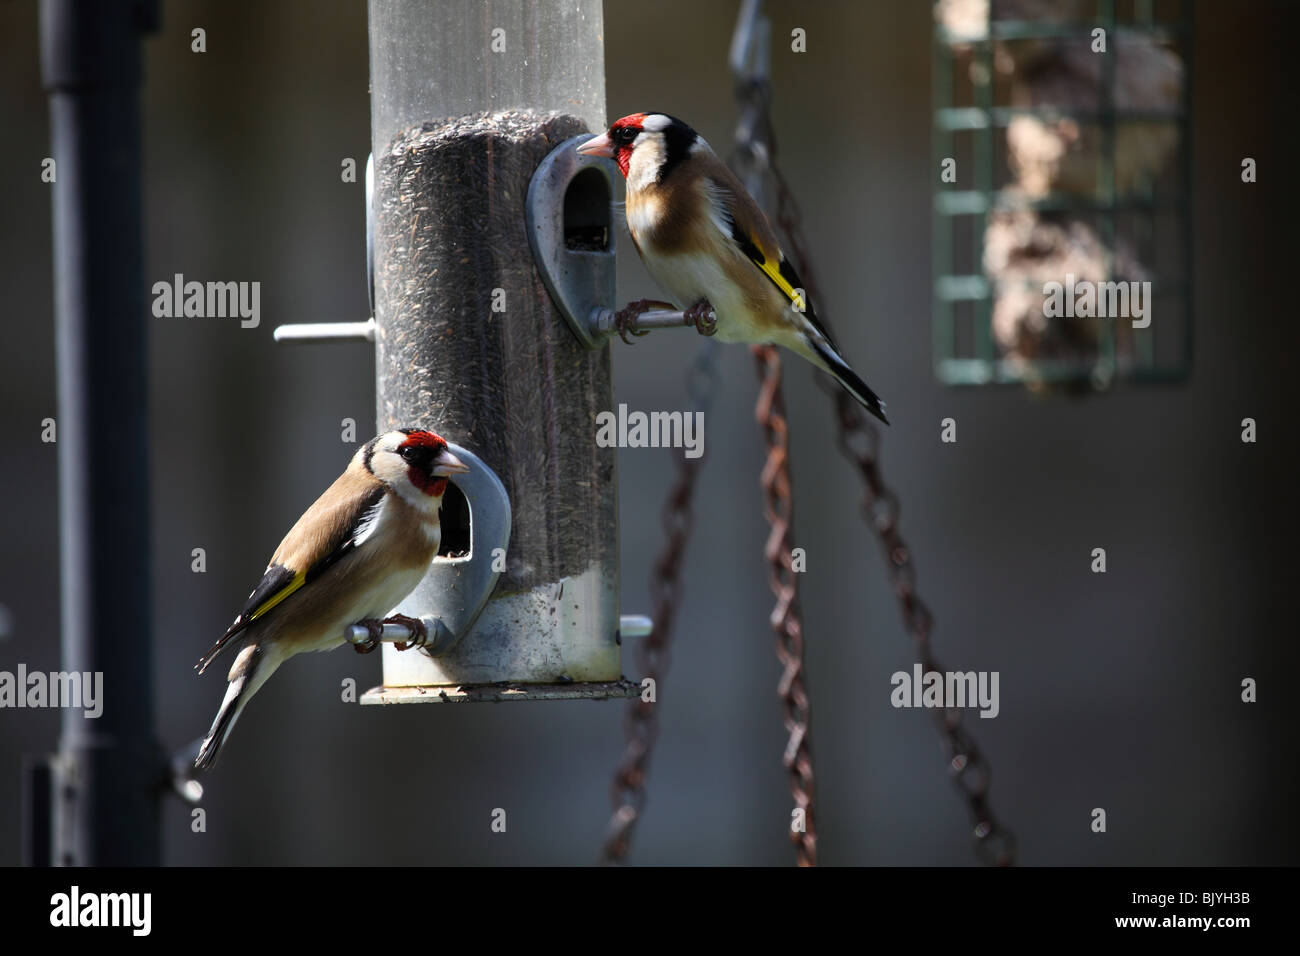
[
  {"xmin": 601, "ymin": 343, "xmax": 719, "ymax": 864},
  {"xmin": 769, "ymin": 154, "xmax": 1017, "ymax": 868},
  {"xmin": 602, "ymin": 0, "xmax": 1011, "ymax": 868},
  {"xmin": 753, "ymin": 345, "xmax": 818, "ymax": 866},
  {"xmin": 732, "ymin": 14, "xmax": 819, "ymax": 867}
]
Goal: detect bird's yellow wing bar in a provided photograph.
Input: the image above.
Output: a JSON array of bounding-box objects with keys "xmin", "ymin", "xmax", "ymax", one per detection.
[
  {"xmin": 248, "ymin": 568, "xmax": 307, "ymax": 620},
  {"xmin": 750, "ymin": 252, "xmax": 807, "ymax": 313}
]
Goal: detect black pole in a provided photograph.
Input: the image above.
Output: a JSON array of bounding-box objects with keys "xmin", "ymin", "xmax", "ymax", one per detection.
[{"xmin": 38, "ymin": 0, "xmax": 161, "ymax": 866}]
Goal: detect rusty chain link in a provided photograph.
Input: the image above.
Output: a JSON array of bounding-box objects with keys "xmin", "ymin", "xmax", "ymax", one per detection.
[
  {"xmin": 731, "ymin": 9, "xmax": 820, "ymax": 868},
  {"xmin": 601, "ymin": 344, "xmax": 718, "ymax": 864},
  {"xmin": 769, "ymin": 151, "xmax": 1017, "ymax": 868},
  {"xmin": 753, "ymin": 345, "xmax": 818, "ymax": 866}
]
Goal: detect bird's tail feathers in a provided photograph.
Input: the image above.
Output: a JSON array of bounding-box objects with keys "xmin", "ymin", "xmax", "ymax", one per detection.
[
  {"xmin": 806, "ymin": 338, "xmax": 890, "ymax": 425},
  {"xmin": 195, "ymin": 643, "xmax": 279, "ymax": 771},
  {"xmin": 196, "ymin": 636, "xmax": 231, "ymax": 675}
]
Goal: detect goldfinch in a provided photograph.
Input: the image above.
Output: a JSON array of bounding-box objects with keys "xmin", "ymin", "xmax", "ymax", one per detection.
[
  {"xmin": 578, "ymin": 112, "xmax": 889, "ymax": 425},
  {"xmin": 194, "ymin": 428, "xmax": 469, "ymax": 769}
]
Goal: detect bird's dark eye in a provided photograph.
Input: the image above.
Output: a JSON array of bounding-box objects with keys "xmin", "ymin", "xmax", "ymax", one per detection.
[
  {"xmin": 399, "ymin": 443, "xmax": 441, "ymax": 470},
  {"xmin": 612, "ymin": 126, "xmax": 636, "ymax": 145}
]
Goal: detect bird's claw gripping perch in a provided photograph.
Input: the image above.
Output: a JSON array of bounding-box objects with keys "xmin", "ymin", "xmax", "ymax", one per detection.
[
  {"xmin": 388, "ymin": 613, "xmax": 429, "ymax": 651},
  {"xmin": 351, "ymin": 614, "xmax": 430, "ymax": 652},
  {"xmin": 685, "ymin": 299, "xmax": 717, "ymax": 336},
  {"xmin": 613, "ymin": 298, "xmax": 671, "ymax": 344},
  {"xmin": 352, "ymin": 618, "xmax": 384, "ymax": 654}
]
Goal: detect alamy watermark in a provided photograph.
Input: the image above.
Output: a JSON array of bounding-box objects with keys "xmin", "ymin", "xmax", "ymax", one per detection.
[
  {"xmin": 1042, "ymin": 273, "xmax": 1151, "ymax": 329},
  {"xmin": 0, "ymin": 665, "xmax": 102, "ymax": 718},
  {"xmin": 152, "ymin": 273, "xmax": 260, "ymax": 328},
  {"xmin": 595, "ymin": 404, "xmax": 704, "ymax": 459},
  {"xmin": 50, "ymin": 886, "xmax": 150, "ymax": 936},
  {"xmin": 891, "ymin": 663, "xmax": 999, "ymax": 719}
]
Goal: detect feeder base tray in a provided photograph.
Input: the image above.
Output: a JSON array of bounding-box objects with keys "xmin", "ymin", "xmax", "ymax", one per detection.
[{"xmin": 359, "ymin": 679, "xmax": 641, "ymax": 704}]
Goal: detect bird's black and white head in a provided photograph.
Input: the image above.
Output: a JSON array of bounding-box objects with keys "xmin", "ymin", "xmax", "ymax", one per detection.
[
  {"xmin": 363, "ymin": 428, "xmax": 469, "ymax": 507},
  {"xmin": 577, "ymin": 112, "xmax": 704, "ymax": 191}
]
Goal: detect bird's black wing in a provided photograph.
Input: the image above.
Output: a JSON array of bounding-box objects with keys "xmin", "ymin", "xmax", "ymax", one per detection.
[
  {"xmin": 705, "ymin": 170, "xmax": 841, "ymax": 350},
  {"xmin": 195, "ymin": 482, "xmax": 386, "ymax": 673}
]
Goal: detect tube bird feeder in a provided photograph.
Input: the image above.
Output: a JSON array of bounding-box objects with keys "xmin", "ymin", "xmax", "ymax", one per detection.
[{"xmin": 357, "ymin": 0, "xmax": 636, "ymax": 703}]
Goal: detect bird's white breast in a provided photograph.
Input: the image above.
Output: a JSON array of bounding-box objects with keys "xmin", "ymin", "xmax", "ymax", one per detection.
[{"xmin": 636, "ymin": 245, "xmax": 764, "ymax": 345}]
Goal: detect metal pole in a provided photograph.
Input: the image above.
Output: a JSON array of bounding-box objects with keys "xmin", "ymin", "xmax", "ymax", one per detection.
[{"xmin": 38, "ymin": 0, "xmax": 162, "ymax": 866}]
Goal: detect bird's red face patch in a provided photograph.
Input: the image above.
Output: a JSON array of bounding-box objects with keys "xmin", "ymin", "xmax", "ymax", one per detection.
[
  {"xmin": 398, "ymin": 429, "xmax": 450, "ymax": 496},
  {"xmin": 608, "ymin": 113, "xmax": 647, "ymax": 177}
]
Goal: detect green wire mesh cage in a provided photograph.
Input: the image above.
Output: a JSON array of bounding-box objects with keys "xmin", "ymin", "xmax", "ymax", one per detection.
[{"xmin": 932, "ymin": 0, "xmax": 1193, "ymax": 391}]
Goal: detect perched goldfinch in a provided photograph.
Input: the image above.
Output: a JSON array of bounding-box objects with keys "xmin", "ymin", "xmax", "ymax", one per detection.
[
  {"xmin": 194, "ymin": 428, "xmax": 469, "ymax": 769},
  {"xmin": 578, "ymin": 112, "xmax": 889, "ymax": 425}
]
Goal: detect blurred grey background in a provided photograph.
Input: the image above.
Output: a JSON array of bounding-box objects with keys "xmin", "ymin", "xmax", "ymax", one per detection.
[{"xmin": 0, "ymin": 0, "xmax": 1294, "ymax": 865}]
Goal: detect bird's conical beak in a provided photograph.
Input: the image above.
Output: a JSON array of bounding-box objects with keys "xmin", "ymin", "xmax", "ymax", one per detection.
[
  {"xmin": 431, "ymin": 449, "xmax": 470, "ymax": 477},
  {"xmin": 576, "ymin": 132, "xmax": 614, "ymax": 158}
]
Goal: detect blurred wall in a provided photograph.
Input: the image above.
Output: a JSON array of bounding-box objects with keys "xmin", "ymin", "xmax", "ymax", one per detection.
[{"xmin": 0, "ymin": 0, "xmax": 1294, "ymax": 865}]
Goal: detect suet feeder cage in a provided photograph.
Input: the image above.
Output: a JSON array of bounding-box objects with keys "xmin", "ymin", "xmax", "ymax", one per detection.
[{"xmin": 931, "ymin": 0, "xmax": 1193, "ymax": 392}]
